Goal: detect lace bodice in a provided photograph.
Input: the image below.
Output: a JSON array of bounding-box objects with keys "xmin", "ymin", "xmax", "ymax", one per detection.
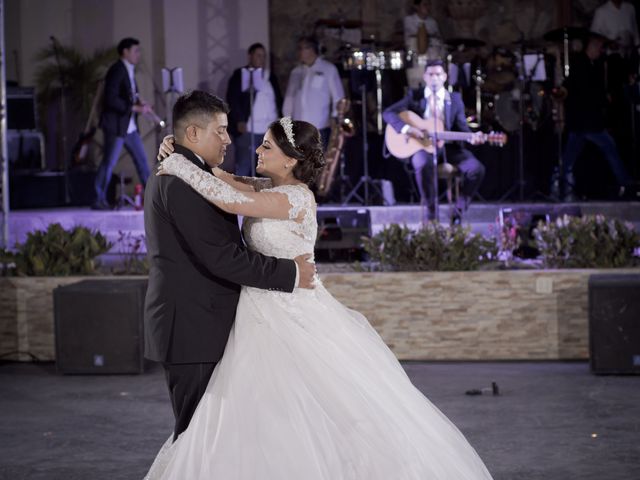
[{"xmin": 242, "ymin": 184, "xmax": 317, "ymax": 259}]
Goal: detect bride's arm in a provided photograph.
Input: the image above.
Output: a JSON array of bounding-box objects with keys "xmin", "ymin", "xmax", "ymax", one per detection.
[
  {"xmin": 231, "ymin": 175, "xmax": 273, "ymax": 191},
  {"xmin": 210, "ymin": 168, "xmax": 273, "ymax": 192},
  {"xmin": 159, "ymin": 154, "xmax": 305, "ymax": 221},
  {"xmin": 209, "ymin": 167, "xmax": 259, "ymax": 192}
]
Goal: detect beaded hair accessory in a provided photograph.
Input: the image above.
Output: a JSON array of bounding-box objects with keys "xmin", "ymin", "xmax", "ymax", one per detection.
[{"xmin": 279, "ymin": 116, "xmax": 296, "ymax": 148}]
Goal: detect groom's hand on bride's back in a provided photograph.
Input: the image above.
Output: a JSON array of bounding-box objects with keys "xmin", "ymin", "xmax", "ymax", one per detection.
[
  {"xmin": 157, "ymin": 135, "xmax": 175, "ymax": 161},
  {"xmin": 294, "ymin": 254, "xmax": 316, "ymax": 289}
]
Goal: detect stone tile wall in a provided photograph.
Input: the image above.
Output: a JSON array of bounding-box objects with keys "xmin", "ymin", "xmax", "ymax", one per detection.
[{"xmin": 2, "ymin": 269, "xmax": 637, "ymax": 362}]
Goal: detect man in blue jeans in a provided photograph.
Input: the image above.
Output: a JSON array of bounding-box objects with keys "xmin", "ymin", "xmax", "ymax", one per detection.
[
  {"xmin": 561, "ymin": 32, "xmax": 632, "ymax": 200},
  {"xmin": 93, "ymin": 37, "xmax": 151, "ymax": 210}
]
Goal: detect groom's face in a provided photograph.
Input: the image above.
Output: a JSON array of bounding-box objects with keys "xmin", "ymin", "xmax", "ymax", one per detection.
[{"xmin": 194, "ymin": 112, "xmax": 231, "ymax": 168}]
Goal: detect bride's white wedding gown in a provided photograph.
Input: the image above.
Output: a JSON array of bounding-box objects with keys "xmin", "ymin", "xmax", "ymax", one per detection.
[{"xmin": 145, "ymin": 174, "xmax": 493, "ymax": 479}]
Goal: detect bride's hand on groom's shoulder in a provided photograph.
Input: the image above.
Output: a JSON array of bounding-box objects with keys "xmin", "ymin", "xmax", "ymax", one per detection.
[
  {"xmin": 157, "ymin": 135, "xmax": 175, "ymax": 161},
  {"xmin": 294, "ymin": 254, "xmax": 317, "ymax": 289},
  {"xmin": 211, "ymin": 167, "xmax": 231, "ymax": 179},
  {"xmin": 156, "ymin": 155, "xmax": 181, "ymax": 176}
]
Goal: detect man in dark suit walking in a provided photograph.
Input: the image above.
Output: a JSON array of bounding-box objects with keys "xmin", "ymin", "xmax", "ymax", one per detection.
[
  {"xmin": 383, "ymin": 59, "xmax": 485, "ymax": 223},
  {"xmin": 144, "ymin": 91, "xmax": 315, "ymax": 441},
  {"xmin": 93, "ymin": 37, "xmax": 152, "ymax": 210}
]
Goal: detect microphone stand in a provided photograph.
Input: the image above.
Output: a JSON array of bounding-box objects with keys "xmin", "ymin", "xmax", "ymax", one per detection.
[
  {"xmin": 247, "ymin": 67, "xmax": 257, "ymax": 177},
  {"xmin": 499, "ymin": 42, "xmax": 526, "ymax": 202},
  {"xmin": 343, "ymin": 81, "xmax": 384, "ymax": 205},
  {"xmin": 50, "ymin": 36, "xmax": 70, "ymax": 204},
  {"xmin": 430, "ymin": 84, "xmax": 440, "ymax": 223}
]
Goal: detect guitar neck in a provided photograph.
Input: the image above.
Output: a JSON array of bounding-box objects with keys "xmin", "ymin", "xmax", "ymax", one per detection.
[{"xmin": 428, "ymin": 131, "xmax": 475, "ymax": 142}]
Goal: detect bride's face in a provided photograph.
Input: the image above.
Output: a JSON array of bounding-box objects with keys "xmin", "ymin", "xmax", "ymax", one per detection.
[{"xmin": 255, "ymin": 129, "xmax": 296, "ymax": 177}]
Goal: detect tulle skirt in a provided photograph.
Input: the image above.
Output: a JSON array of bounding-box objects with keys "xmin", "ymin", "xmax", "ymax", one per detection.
[{"xmin": 145, "ymin": 282, "xmax": 493, "ymax": 479}]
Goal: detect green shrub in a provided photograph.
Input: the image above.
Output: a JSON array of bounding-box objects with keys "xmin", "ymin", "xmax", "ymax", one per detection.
[
  {"xmin": 113, "ymin": 230, "xmax": 148, "ymax": 275},
  {"xmin": 363, "ymin": 223, "xmax": 498, "ymax": 271},
  {"xmin": 534, "ymin": 215, "xmax": 640, "ymax": 268},
  {"xmin": 6, "ymin": 223, "xmax": 112, "ymax": 276}
]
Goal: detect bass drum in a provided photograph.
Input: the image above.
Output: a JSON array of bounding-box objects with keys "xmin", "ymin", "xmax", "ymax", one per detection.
[{"xmin": 482, "ymin": 90, "xmax": 520, "ymax": 133}]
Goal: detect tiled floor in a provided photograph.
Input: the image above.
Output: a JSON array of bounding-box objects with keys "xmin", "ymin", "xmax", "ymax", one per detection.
[{"xmin": 1, "ymin": 361, "xmax": 638, "ymax": 479}]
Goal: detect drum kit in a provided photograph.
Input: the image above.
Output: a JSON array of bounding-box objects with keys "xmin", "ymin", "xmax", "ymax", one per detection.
[
  {"xmin": 317, "ymin": 17, "xmax": 590, "ymax": 137},
  {"xmin": 315, "ymin": 18, "xmax": 599, "ymax": 202}
]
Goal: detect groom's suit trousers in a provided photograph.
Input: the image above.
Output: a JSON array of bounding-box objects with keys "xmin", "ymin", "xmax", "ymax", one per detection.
[{"xmin": 164, "ymin": 362, "xmax": 217, "ymax": 441}]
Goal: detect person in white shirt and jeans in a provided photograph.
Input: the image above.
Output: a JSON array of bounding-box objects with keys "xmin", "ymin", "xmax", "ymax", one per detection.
[
  {"xmin": 283, "ymin": 36, "xmax": 345, "ymax": 149},
  {"xmin": 226, "ymin": 43, "xmax": 283, "ymax": 177}
]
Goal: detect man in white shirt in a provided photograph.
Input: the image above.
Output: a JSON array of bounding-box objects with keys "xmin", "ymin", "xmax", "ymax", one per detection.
[
  {"xmin": 403, "ymin": 0, "xmax": 444, "ymax": 89},
  {"xmin": 403, "ymin": 0, "xmax": 443, "ymax": 53},
  {"xmin": 94, "ymin": 37, "xmax": 152, "ymax": 210},
  {"xmin": 226, "ymin": 43, "xmax": 283, "ymax": 177},
  {"xmin": 282, "ymin": 36, "xmax": 345, "ymax": 147},
  {"xmin": 591, "ymin": 0, "xmax": 640, "ymax": 55}
]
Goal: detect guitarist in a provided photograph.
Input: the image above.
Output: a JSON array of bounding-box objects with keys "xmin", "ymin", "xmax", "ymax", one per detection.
[{"xmin": 383, "ymin": 59, "xmax": 485, "ymax": 223}]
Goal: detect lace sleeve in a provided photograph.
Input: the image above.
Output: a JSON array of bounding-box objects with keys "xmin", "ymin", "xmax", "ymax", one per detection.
[
  {"xmin": 233, "ymin": 176, "xmax": 273, "ymax": 192},
  {"xmin": 274, "ymin": 184, "xmax": 312, "ymax": 221},
  {"xmin": 273, "ymin": 184, "xmax": 317, "ymax": 241},
  {"xmin": 158, "ymin": 154, "xmax": 309, "ymax": 220},
  {"xmin": 159, "ymin": 154, "xmax": 255, "ymax": 206}
]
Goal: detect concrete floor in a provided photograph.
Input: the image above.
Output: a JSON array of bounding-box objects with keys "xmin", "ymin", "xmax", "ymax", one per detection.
[{"xmin": 1, "ymin": 361, "xmax": 638, "ymax": 480}]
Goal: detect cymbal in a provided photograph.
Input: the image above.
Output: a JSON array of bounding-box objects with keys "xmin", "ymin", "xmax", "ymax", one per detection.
[
  {"xmin": 543, "ymin": 26, "xmax": 589, "ymax": 42},
  {"xmin": 445, "ymin": 37, "xmax": 486, "ymax": 49},
  {"xmin": 315, "ymin": 18, "xmax": 362, "ymax": 29}
]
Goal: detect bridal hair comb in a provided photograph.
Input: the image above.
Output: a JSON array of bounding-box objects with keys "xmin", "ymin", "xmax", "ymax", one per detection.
[{"xmin": 279, "ymin": 116, "xmax": 296, "ymax": 148}]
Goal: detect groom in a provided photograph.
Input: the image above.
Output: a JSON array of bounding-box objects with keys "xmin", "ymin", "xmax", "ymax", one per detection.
[{"xmin": 144, "ymin": 90, "xmax": 315, "ymax": 441}]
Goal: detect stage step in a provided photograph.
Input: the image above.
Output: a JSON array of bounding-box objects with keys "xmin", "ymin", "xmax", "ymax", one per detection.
[{"xmin": 5, "ymin": 202, "xmax": 639, "ymax": 253}]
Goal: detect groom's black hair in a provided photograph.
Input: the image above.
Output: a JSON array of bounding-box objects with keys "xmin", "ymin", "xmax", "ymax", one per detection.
[{"xmin": 172, "ymin": 90, "xmax": 229, "ymax": 140}]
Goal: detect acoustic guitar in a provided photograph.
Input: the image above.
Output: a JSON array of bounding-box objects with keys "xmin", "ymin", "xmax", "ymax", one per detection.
[{"xmin": 385, "ymin": 110, "xmax": 507, "ymax": 159}]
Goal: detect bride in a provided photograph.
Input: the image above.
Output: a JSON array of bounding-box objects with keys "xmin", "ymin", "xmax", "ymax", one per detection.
[{"xmin": 145, "ymin": 117, "xmax": 493, "ymax": 479}]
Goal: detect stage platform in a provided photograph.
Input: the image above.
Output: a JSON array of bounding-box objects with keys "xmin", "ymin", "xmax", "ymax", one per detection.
[{"xmin": 4, "ymin": 201, "xmax": 640, "ymax": 251}]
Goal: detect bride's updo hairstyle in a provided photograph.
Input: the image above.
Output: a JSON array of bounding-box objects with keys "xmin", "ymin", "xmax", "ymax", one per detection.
[{"xmin": 268, "ymin": 118, "xmax": 326, "ymax": 186}]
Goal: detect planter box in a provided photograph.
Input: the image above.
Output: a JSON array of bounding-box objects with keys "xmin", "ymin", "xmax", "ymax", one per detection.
[
  {"xmin": 2, "ymin": 269, "xmax": 639, "ymax": 362},
  {"xmin": 320, "ymin": 269, "xmax": 640, "ymax": 361}
]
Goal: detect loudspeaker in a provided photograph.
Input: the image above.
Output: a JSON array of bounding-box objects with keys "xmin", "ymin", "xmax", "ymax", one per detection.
[
  {"xmin": 7, "ymin": 86, "xmax": 37, "ymax": 130},
  {"xmin": 9, "ymin": 171, "xmax": 67, "ymax": 208},
  {"xmin": 589, "ymin": 274, "xmax": 640, "ymax": 375},
  {"xmin": 7, "ymin": 130, "xmax": 45, "ymax": 169},
  {"xmin": 315, "ymin": 209, "xmax": 371, "ymax": 262},
  {"xmin": 9, "ymin": 169, "xmax": 97, "ymax": 208},
  {"xmin": 54, "ymin": 280, "xmax": 147, "ymax": 374}
]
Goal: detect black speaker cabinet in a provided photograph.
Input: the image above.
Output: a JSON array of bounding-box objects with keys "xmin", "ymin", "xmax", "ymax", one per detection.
[
  {"xmin": 54, "ymin": 280, "xmax": 147, "ymax": 374},
  {"xmin": 589, "ymin": 274, "xmax": 640, "ymax": 375},
  {"xmin": 315, "ymin": 208, "xmax": 371, "ymax": 262}
]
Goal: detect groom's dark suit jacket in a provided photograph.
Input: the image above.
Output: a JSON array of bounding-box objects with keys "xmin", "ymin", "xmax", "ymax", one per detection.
[{"xmin": 144, "ymin": 144, "xmax": 296, "ymax": 364}]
